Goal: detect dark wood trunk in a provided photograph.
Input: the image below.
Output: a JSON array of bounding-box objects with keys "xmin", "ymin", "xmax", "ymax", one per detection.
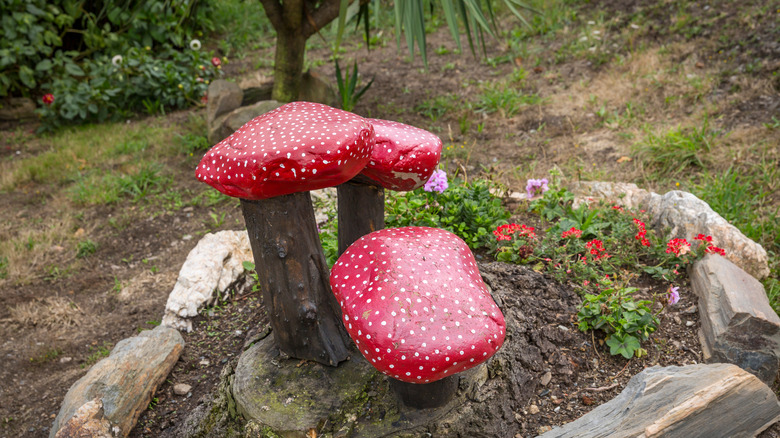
[
  {"xmin": 241, "ymin": 193, "xmax": 349, "ymax": 366},
  {"xmin": 390, "ymin": 375, "xmax": 460, "ymax": 409},
  {"xmin": 337, "ymin": 175, "xmax": 385, "ymax": 256}
]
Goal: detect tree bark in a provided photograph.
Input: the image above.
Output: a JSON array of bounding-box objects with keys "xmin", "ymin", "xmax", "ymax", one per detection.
[
  {"xmin": 271, "ymin": 27, "xmax": 307, "ymax": 102},
  {"xmin": 337, "ymin": 175, "xmax": 385, "ymax": 256},
  {"xmin": 241, "ymin": 192, "xmax": 350, "ymax": 366}
]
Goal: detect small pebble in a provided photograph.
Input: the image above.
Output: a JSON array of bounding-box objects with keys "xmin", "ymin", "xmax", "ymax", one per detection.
[
  {"xmin": 540, "ymin": 371, "xmax": 552, "ymax": 386},
  {"xmin": 529, "ymin": 404, "xmax": 540, "ymax": 415},
  {"xmin": 173, "ymin": 383, "xmax": 192, "ymax": 396},
  {"xmin": 686, "ymin": 320, "xmax": 695, "ymax": 327}
]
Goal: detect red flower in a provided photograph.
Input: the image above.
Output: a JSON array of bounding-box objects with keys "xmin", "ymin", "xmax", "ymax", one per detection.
[
  {"xmin": 705, "ymin": 245, "xmax": 726, "ymax": 256},
  {"xmin": 42, "ymin": 93, "xmax": 54, "ymax": 105},
  {"xmin": 211, "ymin": 57, "xmax": 222, "ymax": 67},
  {"xmin": 665, "ymin": 238, "xmax": 691, "ymax": 256},
  {"xmin": 694, "ymin": 234, "xmax": 713, "ymax": 243},
  {"xmin": 633, "ymin": 218, "xmax": 651, "ymax": 246},
  {"xmin": 561, "ymin": 227, "xmax": 582, "ymax": 239},
  {"xmin": 494, "ymin": 224, "xmax": 536, "ymax": 241},
  {"xmin": 585, "ymin": 239, "xmax": 610, "ymax": 260}
]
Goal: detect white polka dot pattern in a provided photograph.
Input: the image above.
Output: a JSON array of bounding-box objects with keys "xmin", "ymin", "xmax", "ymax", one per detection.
[
  {"xmin": 361, "ymin": 119, "xmax": 442, "ymax": 191},
  {"xmin": 330, "ymin": 226, "xmax": 506, "ymax": 384},
  {"xmin": 195, "ymin": 101, "xmax": 375, "ymax": 200}
]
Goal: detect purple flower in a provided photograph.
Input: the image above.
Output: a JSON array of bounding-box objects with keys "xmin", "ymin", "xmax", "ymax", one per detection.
[
  {"xmin": 424, "ymin": 169, "xmax": 448, "ymax": 193},
  {"xmin": 667, "ymin": 285, "xmax": 680, "ymax": 305},
  {"xmin": 526, "ymin": 178, "xmax": 549, "ymax": 197}
]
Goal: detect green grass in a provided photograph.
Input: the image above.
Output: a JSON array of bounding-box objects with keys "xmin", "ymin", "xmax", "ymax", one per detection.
[
  {"xmin": 691, "ymin": 165, "xmax": 780, "ymax": 313},
  {"xmin": 632, "ymin": 120, "xmax": 719, "ymax": 179},
  {"xmin": 76, "ymin": 239, "xmax": 98, "ymax": 258},
  {"xmin": 473, "ymin": 83, "xmax": 542, "ymax": 118},
  {"xmin": 415, "ymin": 94, "xmax": 460, "ymax": 121}
]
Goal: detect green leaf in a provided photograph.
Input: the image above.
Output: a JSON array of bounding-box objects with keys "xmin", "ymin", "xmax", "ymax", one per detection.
[
  {"xmin": 64, "ymin": 62, "xmax": 85, "ymax": 76},
  {"xmin": 334, "ymin": 0, "xmax": 349, "ymax": 55},
  {"xmin": 35, "ymin": 59, "xmax": 52, "ymax": 72},
  {"xmin": 18, "ymin": 65, "xmax": 35, "ymax": 88},
  {"xmin": 242, "ymin": 261, "xmax": 255, "ymax": 271},
  {"xmin": 606, "ymin": 334, "xmax": 640, "ymax": 359}
]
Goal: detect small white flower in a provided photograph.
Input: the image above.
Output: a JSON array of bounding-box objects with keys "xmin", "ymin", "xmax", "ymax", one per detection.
[
  {"xmin": 111, "ymin": 55, "xmax": 123, "ymax": 67},
  {"xmin": 190, "ymin": 39, "xmax": 201, "ymax": 50}
]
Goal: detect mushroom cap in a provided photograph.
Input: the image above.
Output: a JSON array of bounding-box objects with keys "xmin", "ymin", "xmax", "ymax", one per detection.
[
  {"xmin": 330, "ymin": 226, "xmax": 505, "ymax": 383},
  {"xmin": 196, "ymin": 101, "xmax": 375, "ymax": 200},
  {"xmin": 360, "ymin": 119, "xmax": 442, "ymax": 191}
]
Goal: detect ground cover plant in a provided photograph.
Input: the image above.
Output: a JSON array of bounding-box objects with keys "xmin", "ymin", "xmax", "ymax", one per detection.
[{"xmin": 1, "ymin": 0, "xmax": 779, "ymax": 436}]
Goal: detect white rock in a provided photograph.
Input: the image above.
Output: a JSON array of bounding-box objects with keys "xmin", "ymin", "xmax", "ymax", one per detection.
[
  {"xmin": 161, "ymin": 230, "xmax": 253, "ymax": 331},
  {"xmin": 569, "ymin": 181, "xmax": 657, "ymax": 209},
  {"xmin": 647, "ymin": 190, "xmax": 769, "ymax": 279},
  {"xmin": 173, "ymin": 383, "xmax": 192, "ymax": 396}
]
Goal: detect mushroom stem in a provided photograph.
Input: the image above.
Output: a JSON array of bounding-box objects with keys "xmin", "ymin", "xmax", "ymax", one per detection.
[
  {"xmin": 337, "ymin": 174, "xmax": 385, "ymax": 256},
  {"xmin": 389, "ymin": 375, "xmax": 460, "ymax": 409},
  {"xmin": 241, "ymin": 192, "xmax": 350, "ymax": 366}
]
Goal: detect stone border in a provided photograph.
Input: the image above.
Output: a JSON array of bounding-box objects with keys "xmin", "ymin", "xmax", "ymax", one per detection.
[{"xmin": 48, "ymin": 183, "xmax": 780, "ymax": 437}]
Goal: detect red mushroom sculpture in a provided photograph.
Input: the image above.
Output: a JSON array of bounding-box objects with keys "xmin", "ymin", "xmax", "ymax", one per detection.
[
  {"xmin": 330, "ymin": 226, "xmax": 505, "ymax": 408},
  {"xmin": 196, "ymin": 101, "xmax": 375, "ymax": 366},
  {"xmin": 337, "ymin": 119, "xmax": 442, "ymax": 255}
]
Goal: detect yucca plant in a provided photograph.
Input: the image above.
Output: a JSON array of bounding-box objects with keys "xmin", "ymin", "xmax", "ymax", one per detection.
[
  {"xmin": 334, "ymin": 59, "xmax": 374, "ymax": 112},
  {"xmin": 257, "ymin": 0, "xmax": 535, "ymax": 102}
]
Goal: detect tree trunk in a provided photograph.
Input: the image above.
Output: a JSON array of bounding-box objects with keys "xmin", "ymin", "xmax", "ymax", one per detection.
[
  {"xmin": 337, "ymin": 175, "xmax": 385, "ymax": 255},
  {"xmin": 272, "ymin": 27, "xmax": 307, "ymax": 102},
  {"xmin": 241, "ymin": 192, "xmax": 350, "ymax": 366}
]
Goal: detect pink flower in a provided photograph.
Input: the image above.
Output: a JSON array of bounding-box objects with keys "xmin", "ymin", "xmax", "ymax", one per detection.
[
  {"xmin": 42, "ymin": 93, "xmax": 54, "ymax": 105},
  {"xmin": 526, "ymin": 178, "xmax": 549, "ymax": 197},
  {"xmin": 423, "ymin": 169, "xmax": 448, "ymax": 193},
  {"xmin": 211, "ymin": 57, "xmax": 222, "ymax": 67},
  {"xmin": 667, "ymin": 285, "xmax": 680, "ymax": 305}
]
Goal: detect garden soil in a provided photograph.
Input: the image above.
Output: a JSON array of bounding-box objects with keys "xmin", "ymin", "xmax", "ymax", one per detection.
[{"xmin": 1, "ymin": 0, "xmax": 778, "ymax": 437}]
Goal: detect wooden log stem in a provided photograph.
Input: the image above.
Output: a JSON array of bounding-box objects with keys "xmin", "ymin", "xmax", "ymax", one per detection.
[
  {"xmin": 337, "ymin": 175, "xmax": 385, "ymax": 256},
  {"xmin": 389, "ymin": 375, "xmax": 459, "ymax": 409},
  {"xmin": 241, "ymin": 192, "xmax": 349, "ymax": 366}
]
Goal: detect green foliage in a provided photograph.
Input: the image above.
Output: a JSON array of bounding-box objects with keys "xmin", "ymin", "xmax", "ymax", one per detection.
[
  {"xmin": 335, "ymin": 59, "xmax": 374, "ymax": 112},
  {"xmin": 76, "ymin": 239, "xmax": 97, "ymax": 258},
  {"xmin": 577, "ymin": 284, "xmax": 658, "ymax": 359},
  {"xmin": 473, "ymin": 82, "xmax": 541, "ymax": 117},
  {"xmin": 0, "ymin": 256, "xmax": 7, "ymax": 279},
  {"xmin": 415, "ymin": 94, "xmax": 458, "ymax": 121},
  {"xmin": 386, "ymin": 179, "xmax": 511, "ymax": 249},
  {"xmin": 36, "ymin": 46, "xmax": 222, "ymax": 130},
  {"xmin": 633, "ymin": 120, "xmax": 719, "ymax": 178},
  {"xmin": 0, "ymin": 0, "xmax": 213, "ymax": 98},
  {"xmin": 83, "ymin": 341, "xmax": 113, "ymax": 367},
  {"xmin": 500, "ymin": 184, "xmax": 722, "ymax": 291}
]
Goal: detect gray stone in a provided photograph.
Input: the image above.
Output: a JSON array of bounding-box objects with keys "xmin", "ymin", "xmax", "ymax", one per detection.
[
  {"xmin": 173, "ymin": 383, "xmax": 191, "ymax": 396},
  {"xmin": 208, "ymin": 100, "xmax": 283, "ymax": 144},
  {"xmin": 223, "ymin": 100, "xmax": 283, "ymax": 137},
  {"xmin": 50, "ymin": 326, "xmax": 184, "ymax": 437},
  {"xmin": 206, "ymin": 80, "xmax": 243, "ymax": 142},
  {"xmin": 0, "ymin": 97, "xmax": 36, "ymax": 120},
  {"xmin": 569, "ymin": 181, "xmax": 656, "ymax": 210},
  {"xmin": 207, "ymin": 79, "xmax": 243, "ymax": 122},
  {"xmin": 691, "ymin": 254, "xmax": 780, "ymax": 384},
  {"xmin": 54, "ymin": 398, "xmax": 115, "ymax": 438},
  {"xmin": 647, "ymin": 190, "xmax": 770, "ymax": 279},
  {"xmin": 299, "ymin": 70, "xmax": 338, "ymax": 107},
  {"xmin": 538, "ymin": 363, "xmax": 780, "ymax": 438},
  {"xmin": 161, "ymin": 230, "xmax": 253, "ymax": 331}
]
